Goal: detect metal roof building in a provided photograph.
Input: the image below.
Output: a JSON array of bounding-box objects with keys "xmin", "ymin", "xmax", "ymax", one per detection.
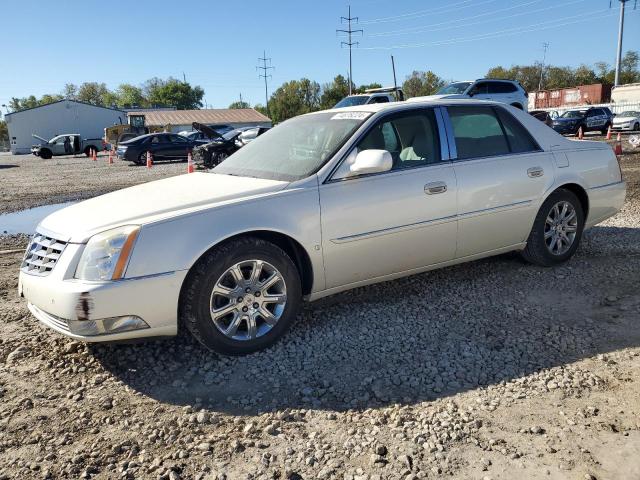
[
  {"xmin": 138, "ymin": 108, "xmax": 272, "ymax": 132},
  {"xmin": 5, "ymin": 99, "xmax": 126, "ymax": 154}
]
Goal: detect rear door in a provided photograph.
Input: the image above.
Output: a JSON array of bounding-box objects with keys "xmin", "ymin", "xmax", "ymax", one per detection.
[
  {"xmin": 167, "ymin": 134, "xmax": 191, "ymax": 158},
  {"xmin": 445, "ymin": 105, "xmax": 555, "ymax": 258},
  {"xmin": 149, "ymin": 135, "xmax": 172, "ymax": 160}
]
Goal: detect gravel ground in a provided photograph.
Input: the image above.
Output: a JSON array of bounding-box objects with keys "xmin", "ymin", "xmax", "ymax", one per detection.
[
  {"xmin": 0, "ymin": 153, "xmax": 185, "ymax": 214},
  {"xmin": 0, "ymin": 140, "xmax": 639, "ymax": 479}
]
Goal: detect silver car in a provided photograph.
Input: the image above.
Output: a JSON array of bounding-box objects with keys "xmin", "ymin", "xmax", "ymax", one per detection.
[{"xmin": 19, "ymin": 100, "xmax": 626, "ymax": 355}]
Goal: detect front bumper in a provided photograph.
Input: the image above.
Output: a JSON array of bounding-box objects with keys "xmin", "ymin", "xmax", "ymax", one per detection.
[
  {"xmin": 19, "ymin": 242, "xmax": 186, "ymax": 341},
  {"xmin": 611, "ymin": 123, "xmax": 635, "ymax": 131},
  {"xmin": 552, "ymin": 123, "xmax": 579, "ymax": 135}
]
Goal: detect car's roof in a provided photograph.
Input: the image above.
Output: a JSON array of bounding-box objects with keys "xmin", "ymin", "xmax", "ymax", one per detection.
[{"xmin": 316, "ymin": 98, "xmax": 510, "ymax": 115}]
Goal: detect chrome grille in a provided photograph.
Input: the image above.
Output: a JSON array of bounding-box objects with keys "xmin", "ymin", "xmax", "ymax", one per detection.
[{"xmin": 21, "ymin": 233, "xmax": 67, "ymax": 276}]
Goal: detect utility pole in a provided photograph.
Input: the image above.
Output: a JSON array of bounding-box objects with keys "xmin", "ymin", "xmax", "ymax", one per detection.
[
  {"xmin": 612, "ymin": 0, "xmax": 635, "ymax": 86},
  {"xmin": 257, "ymin": 51, "xmax": 274, "ymax": 118},
  {"xmin": 538, "ymin": 42, "xmax": 550, "ymax": 91},
  {"xmin": 337, "ymin": 6, "xmax": 363, "ymax": 95}
]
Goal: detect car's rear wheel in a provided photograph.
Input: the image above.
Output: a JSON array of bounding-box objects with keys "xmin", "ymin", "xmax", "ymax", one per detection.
[
  {"xmin": 39, "ymin": 149, "xmax": 52, "ymax": 159},
  {"xmin": 521, "ymin": 189, "xmax": 584, "ymax": 267},
  {"xmin": 180, "ymin": 237, "xmax": 302, "ymax": 355}
]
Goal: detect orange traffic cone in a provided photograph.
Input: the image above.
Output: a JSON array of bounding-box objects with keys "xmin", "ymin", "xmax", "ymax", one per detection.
[
  {"xmin": 606, "ymin": 125, "xmax": 612, "ymax": 140},
  {"xmin": 614, "ymin": 133, "xmax": 623, "ymax": 156},
  {"xmin": 146, "ymin": 151, "xmax": 153, "ymax": 168},
  {"xmin": 187, "ymin": 151, "xmax": 194, "ymax": 173},
  {"xmin": 108, "ymin": 148, "xmax": 114, "ymax": 165},
  {"xmin": 577, "ymin": 126, "xmax": 584, "ymax": 140}
]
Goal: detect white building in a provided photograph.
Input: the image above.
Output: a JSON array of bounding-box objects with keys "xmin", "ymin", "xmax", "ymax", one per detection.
[{"xmin": 5, "ymin": 99, "xmax": 126, "ymax": 154}]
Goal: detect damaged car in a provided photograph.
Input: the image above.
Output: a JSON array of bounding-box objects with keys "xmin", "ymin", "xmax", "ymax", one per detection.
[{"xmin": 192, "ymin": 126, "xmax": 270, "ymax": 169}]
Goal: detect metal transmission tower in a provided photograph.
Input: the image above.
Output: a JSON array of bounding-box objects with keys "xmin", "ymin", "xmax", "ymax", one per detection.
[
  {"xmin": 611, "ymin": 0, "xmax": 637, "ymax": 86},
  {"xmin": 257, "ymin": 51, "xmax": 274, "ymax": 117},
  {"xmin": 337, "ymin": 6, "xmax": 363, "ymax": 95},
  {"xmin": 538, "ymin": 42, "xmax": 550, "ymax": 91}
]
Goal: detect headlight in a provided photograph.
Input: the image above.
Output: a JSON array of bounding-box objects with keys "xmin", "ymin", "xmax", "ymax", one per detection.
[{"xmin": 74, "ymin": 225, "xmax": 140, "ymax": 281}]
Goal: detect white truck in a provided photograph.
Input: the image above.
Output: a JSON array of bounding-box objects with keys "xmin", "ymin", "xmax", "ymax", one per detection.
[
  {"xmin": 334, "ymin": 87, "xmax": 404, "ymax": 108},
  {"xmin": 31, "ymin": 134, "xmax": 103, "ymax": 159}
]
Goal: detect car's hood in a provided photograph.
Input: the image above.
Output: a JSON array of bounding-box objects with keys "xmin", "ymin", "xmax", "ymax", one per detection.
[
  {"xmin": 38, "ymin": 173, "xmax": 289, "ymax": 243},
  {"xmin": 31, "ymin": 134, "xmax": 49, "ymax": 143},
  {"xmin": 613, "ymin": 115, "xmax": 638, "ymax": 122}
]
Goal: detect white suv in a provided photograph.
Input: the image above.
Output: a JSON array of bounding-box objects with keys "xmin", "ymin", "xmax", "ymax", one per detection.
[{"xmin": 410, "ymin": 79, "xmax": 529, "ymax": 111}]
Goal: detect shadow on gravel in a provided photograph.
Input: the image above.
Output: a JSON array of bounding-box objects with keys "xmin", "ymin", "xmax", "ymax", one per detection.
[
  {"xmin": 90, "ymin": 225, "xmax": 640, "ymax": 415},
  {"xmin": 0, "ymin": 165, "xmax": 18, "ymax": 170}
]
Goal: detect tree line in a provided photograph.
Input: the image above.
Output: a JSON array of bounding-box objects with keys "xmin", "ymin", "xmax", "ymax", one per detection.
[{"xmin": 7, "ymin": 77, "xmax": 205, "ymax": 112}]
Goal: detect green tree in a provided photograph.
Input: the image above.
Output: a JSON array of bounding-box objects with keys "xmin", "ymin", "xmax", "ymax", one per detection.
[
  {"xmin": 62, "ymin": 83, "xmax": 78, "ymax": 100},
  {"xmin": 621, "ymin": 50, "xmax": 640, "ymax": 84},
  {"xmin": 145, "ymin": 77, "xmax": 204, "ymax": 109},
  {"xmin": 402, "ymin": 70, "xmax": 445, "ymax": 98},
  {"xmin": 268, "ymin": 78, "xmax": 321, "ymax": 123},
  {"xmin": 115, "ymin": 84, "xmax": 146, "ymax": 108},
  {"xmin": 0, "ymin": 120, "xmax": 8, "ymax": 144},
  {"xmin": 355, "ymin": 82, "xmax": 383, "ymax": 94},
  {"xmin": 76, "ymin": 82, "xmax": 111, "ymax": 106},
  {"xmin": 320, "ymin": 75, "xmax": 352, "ymax": 109},
  {"xmin": 253, "ymin": 104, "xmax": 268, "ymax": 117},
  {"xmin": 229, "ymin": 100, "xmax": 250, "ymax": 109}
]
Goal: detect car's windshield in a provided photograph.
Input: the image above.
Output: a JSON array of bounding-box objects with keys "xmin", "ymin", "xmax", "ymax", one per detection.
[
  {"xmin": 436, "ymin": 82, "xmax": 473, "ymax": 95},
  {"xmin": 619, "ymin": 111, "xmax": 639, "ymax": 117},
  {"xmin": 560, "ymin": 110, "xmax": 588, "ymax": 118},
  {"xmin": 334, "ymin": 96, "xmax": 370, "ymax": 108},
  {"xmin": 213, "ymin": 111, "xmax": 370, "ymax": 181}
]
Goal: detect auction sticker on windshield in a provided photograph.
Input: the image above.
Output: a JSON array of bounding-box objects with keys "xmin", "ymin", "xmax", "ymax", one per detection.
[{"xmin": 331, "ymin": 112, "xmax": 370, "ymax": 120}]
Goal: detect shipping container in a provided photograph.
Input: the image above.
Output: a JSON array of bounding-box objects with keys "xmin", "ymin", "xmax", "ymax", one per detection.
[{"xmin": 531, "ymin": 83, "xmax": 611, "ymax": 109}]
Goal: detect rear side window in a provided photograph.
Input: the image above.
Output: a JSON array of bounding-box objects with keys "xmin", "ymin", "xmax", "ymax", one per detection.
[
  {"xmin": 494, "ymin": 108, "xmax": 539, "ymax": 153},
  {"xmin": 448, "ymin": 106, "xmax": 509, "ymax": 159},
  {"xmin": 489, "ymin": 82, "xmax": 517, "ymax": 94}
]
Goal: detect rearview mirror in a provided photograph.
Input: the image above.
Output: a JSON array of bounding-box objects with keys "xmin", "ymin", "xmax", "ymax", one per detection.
[{"xmin": 350, "ymin": 149, "xmax": 393, "ymax": 176}]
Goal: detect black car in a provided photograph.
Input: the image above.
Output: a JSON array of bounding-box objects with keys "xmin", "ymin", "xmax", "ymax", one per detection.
[
  {"xmin": 551, "ymin": 107, "xmax": 614, "ymax": 136},
  {"xmin": 192, "ymin": 127, "xmax": 270, "ymax": 169},
  {"xmin": 116, "ymin": 133, "xmax": 201, "ymax": 165}
]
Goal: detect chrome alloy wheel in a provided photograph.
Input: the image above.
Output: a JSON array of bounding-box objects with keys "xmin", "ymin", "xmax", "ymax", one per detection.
[
  {"xmin": 210, "ymin": 260, "xmax": 287, "ymax": 341},
  {"xmin": 544, "ymin": 201, "xmax": 578, "ymax": 256}
]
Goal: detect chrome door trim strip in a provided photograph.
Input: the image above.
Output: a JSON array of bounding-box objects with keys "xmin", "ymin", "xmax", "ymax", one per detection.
[
  {"xmin": 589, "ymin": 180, "xmax": 625, "ymax": 190},
  {"xmin": 458, "ymin": 200, "xmax": 532, "ymax": 219},
  {"xmin": 331, "ymin": 199, "xmax": 534, "ymax": 244},
  {"xmin": 331, "ymin": 214, "xmax": 457, "ymax": 244}
]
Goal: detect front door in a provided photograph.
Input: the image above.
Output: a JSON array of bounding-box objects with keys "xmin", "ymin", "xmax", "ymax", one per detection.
[
  {"xmin": 445, "ymin": 105, "xmax": 555, "ymax": 258},
  {"xmin": 319, "ymin": 108, "xmax": 457, "ymax": 289}
]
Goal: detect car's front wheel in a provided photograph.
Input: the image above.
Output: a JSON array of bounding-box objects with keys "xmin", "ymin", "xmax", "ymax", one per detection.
[
  {"xmin": 180, "ymin": 237, "xmax": 302, "ymax": 355},
  {"xmin": 521, "ymin": 188, "xmax": 584, "ymax": 267}
]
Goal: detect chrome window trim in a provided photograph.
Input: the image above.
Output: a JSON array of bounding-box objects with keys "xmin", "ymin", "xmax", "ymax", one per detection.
[
  {"xmin": 439, "ymin": 107, "xmax": 457, "ymax": 160},
  {"xmin": 324, "ymin": 106, "xmax": 450, "ymax": 184}
]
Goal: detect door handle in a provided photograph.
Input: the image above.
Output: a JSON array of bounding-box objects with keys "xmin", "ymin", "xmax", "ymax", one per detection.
[
  {"xmin": 424, "ymin": 181, "xmax": 447, "ymax": 195},
  {"xmin": 527, "ymin": 167, "xmax": 544, "ymax": 178}
]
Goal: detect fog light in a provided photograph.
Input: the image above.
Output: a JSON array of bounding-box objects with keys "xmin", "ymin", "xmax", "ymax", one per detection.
[{"xmin": 68, "ymin": 315, "xmax": 149, "ymax": 336}]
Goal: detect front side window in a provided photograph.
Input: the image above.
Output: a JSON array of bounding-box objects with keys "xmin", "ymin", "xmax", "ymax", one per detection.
[
  {"xmin": 448, "ymin": 106, "xmax": 509, "ymax": 159},
  {"xmin": 333, "ymin": 109, "xmax": 441, "ymax": 178},
  {"xmin": 469, "ymin": 82, "xmax": 489, "ymax": 95}
]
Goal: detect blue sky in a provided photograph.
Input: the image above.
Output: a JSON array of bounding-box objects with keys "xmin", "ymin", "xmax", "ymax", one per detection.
[{"xmin": 1, "ymin": 0, "xmax": 638, "ymax": 110}]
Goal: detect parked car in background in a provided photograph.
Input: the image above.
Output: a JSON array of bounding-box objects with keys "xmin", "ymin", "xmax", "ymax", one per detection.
[
  {"xmin": 116, "ymin": 132, "xmax": 201, "ymax": 165},
  {"xmin": 31, "ymin": 133, "xmax": 103, "ymax": 159},
  {"xmin": 412, "ymin": 79, "xmax": 529, "ymax": 111},
  {"xmin": 551, "ymin": 107, "xmax": 614, "ymax": 135},
  {"xmin": 530, "ymin": 110, "xmax": 558, "ymax": 127},
  {"xmin": 19, "ymin": 99, "xmax": 625, "ymax": 355},
  {"xmin": 192, "ymin": 127, "xmax": 270, "ymax": 168},
  {"xmin": 334, "ymin": 87, "xmax": 404, "ymax": 108},
  {"xmin": 178, "ymin": 123, "xmax": 236, "ymax": 142},
  {"xmin": 612, "ymin": 110, "xmax": 640, "ymax": 131}
]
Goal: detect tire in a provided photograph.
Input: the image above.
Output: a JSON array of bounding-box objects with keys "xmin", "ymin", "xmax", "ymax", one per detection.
[
  {"xmin": 179, "ymin": 237, "xmax": 302, "ymax": 355},
  {"xmin": 634, "ymin": 122, "xmax": 640, "ymax": 131},
  {"xmin": 601, "ymin": 122, "xmax": 611, "ymax": 135},
  {"xmin": 521, "ymin": 188, "xmax": 585, "ymax": 267},
  {"xmin": 213, "ymin": 151, "xmax": 229, "ymax": 166},
  {"xmin": 84, "ymin": 146, "xmax": 95, "ymax": 157},
  {"xmin": 136, "ymin": 152, "xmax": 147, "ymax": 166},
  {"xmin": 39, "ymin": 149, "xmax": 52, "ymax": 159}
]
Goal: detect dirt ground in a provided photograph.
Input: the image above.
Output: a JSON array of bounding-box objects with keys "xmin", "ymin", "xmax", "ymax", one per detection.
[{"xmin": 0, "ymin": 139, "xmax": 639, "ymax": 480}]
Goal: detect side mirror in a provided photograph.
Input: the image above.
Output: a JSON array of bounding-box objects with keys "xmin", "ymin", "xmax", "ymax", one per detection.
[
  {"xmin": 467, "ymin": 90, "xmax": 475, "ymax": 97},
  {"xmin": 350, "ymin": 149, "xmax": 393, "ymax": 176}
]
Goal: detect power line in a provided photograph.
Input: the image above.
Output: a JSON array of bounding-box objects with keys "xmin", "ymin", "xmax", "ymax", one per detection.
[
  {"xmin": 256, "ymin": 51, "xmax": 274, "ymax": 118},
  {"xmin": 359, "ymin": 0, "xmax": 490, "ymax": 25},
  {"xmin": 337, "ymin": 6, "xmax": 363, "ymax": 95},
  {"xmin": 369, "ymin": 0, "xmax": 585, "ymax": 37},
  {"xmin": 360, "ymin": 7, "xmax": 624, "ymax": 50}
]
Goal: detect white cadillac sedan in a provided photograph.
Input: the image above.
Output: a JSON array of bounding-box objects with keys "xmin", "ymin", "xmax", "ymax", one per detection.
[{"xmin": 19, "ymin": 100, "xmax": 626, "ymax": 355}]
